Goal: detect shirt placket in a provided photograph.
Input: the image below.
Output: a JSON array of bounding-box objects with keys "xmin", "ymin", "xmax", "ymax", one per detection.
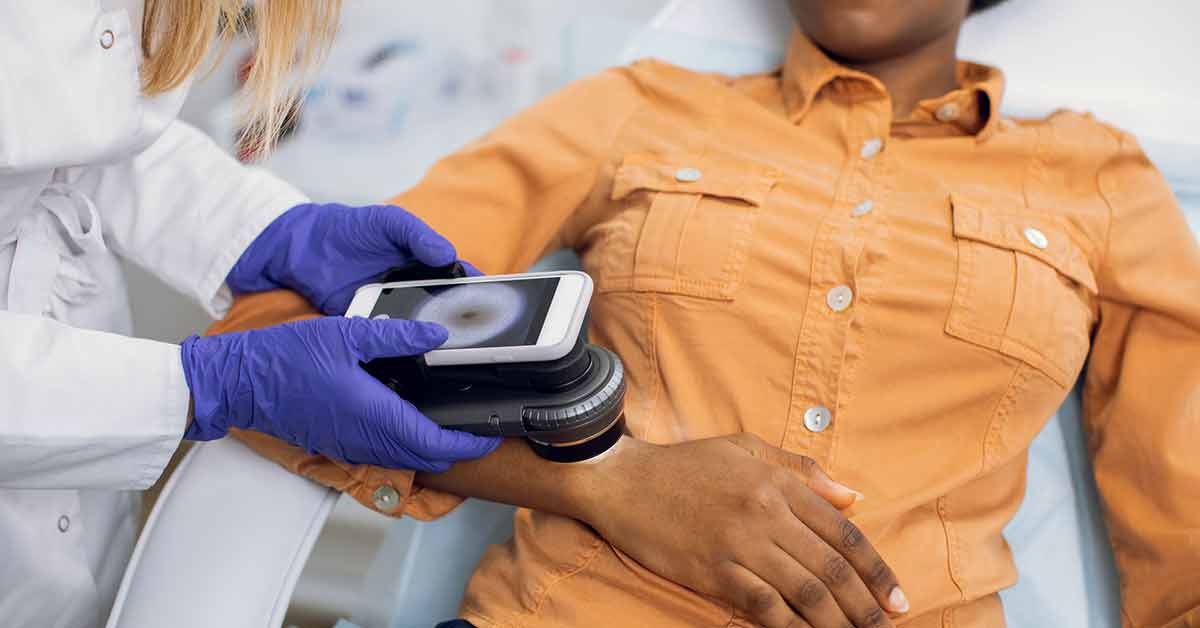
[{"xmin": 782, "ymin": 84, "xmax": 891, "ymax": 465}]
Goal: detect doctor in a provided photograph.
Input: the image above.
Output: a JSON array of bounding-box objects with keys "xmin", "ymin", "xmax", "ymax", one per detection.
[{"xmin": 0, "ymin": 2, "xmax": 500, "ymax": 626}]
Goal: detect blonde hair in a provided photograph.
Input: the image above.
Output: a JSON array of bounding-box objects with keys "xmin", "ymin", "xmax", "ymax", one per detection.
[{"xmin": 141, "ymin": 0, "xmax": 342, "ymax": 157}]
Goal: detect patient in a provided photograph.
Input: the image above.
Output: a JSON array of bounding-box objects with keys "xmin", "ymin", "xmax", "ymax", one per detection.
[{"xmin": 217, "ymin": 1, "xmax": 1200, "ymax": 626}]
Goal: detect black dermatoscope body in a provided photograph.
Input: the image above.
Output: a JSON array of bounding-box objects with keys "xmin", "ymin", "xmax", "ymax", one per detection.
[{"xmin": 363, "ymin": 263, "xmax": 627, "ymax": 463}]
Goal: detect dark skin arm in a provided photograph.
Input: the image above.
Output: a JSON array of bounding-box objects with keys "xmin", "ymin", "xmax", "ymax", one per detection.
[
  {"xmin": 417, "ymin": 434, "xmax": 909, "ymax": 628},
  {"xmin": 415, "ymin": 435, "xmax": 602, "ymax": 520}
]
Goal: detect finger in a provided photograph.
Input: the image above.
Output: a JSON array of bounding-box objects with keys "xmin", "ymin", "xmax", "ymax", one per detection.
[
  {"xmin": 766, "ymin": 449, "xmax": 862, "ymax": 510},
  {"xmin": 375, "ymin": 206, "xmax": 457, "ymax": 267},
  {"xmin": 792, "ymin": 488, "xmax": 906, "ymax": 616},
  {"xmin": 779, "ymin": 488, "xmax": 907, "ymax": 622},
  {"xmin": 725, "ymin": 435, "xmax": 861, "ymax": 509},
  {"xmin": 346, "ymin": 317, "xmax": 449, "ymax": 360},
  {"xmin": 388, "ymin": 395, "xmax": 503, "ymax": 461},
  {"xmin": 459, "ymin": 260, "xmax": 486, "ymax": 277},
  {"xmin": 419, "ymin": 459, "xmax": 454, "ymax": 474},
  {"xmin": 749, "ymin": 546, "xmax": 852, "ymax": 628},
  {"xmin": 320, "ymin": 286, "xmax": 359, "ymax": 317},
  {"xmin": 723, "ymin": 563, "xmax": 813, "ymax": 628},
  {"xmin": 776, "ymin": 524, "xmax": 894, "ymax": 628}
]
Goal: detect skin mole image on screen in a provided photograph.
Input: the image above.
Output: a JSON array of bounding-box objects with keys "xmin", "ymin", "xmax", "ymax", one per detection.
[{"xmin": 371, "ymin": 277, "xmax": 560, "ymax": 349}]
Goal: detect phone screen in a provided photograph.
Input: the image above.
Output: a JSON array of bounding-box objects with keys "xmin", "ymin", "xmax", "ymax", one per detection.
[{"xmin": 370, "ymin": 277, "xmax": 561, "ymax": 349}]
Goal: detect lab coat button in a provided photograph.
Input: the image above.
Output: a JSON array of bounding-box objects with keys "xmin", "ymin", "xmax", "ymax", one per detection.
[
  {"xmin": 852, "ymin": 200, "xmax": 874, "ymax": 217},
  {"xmin": 372, "ymin": 485, "xmax": 401, "ymax": 513},
  {"xmin": 935, "ymin": 102, "xmax": 961, "ymax": 122},
  {"xmin": 57, "ymin": 515, "xmax": 70, "ymax": 533},
  {"xmin": 1024, "ymin": 227, "xmax": 1049, "ymax": 250},
  {"xmin": 860, "ymin": 138, "xmax": 883, "ymax": 159},
  {"xmin": 100, "ymin": 30, "xmax": 115, "ymax": 49},
  {"xmin": 674, "ymin": 167, "xmax": 703, "ymax": 183},
  {"xmin": 804, "ymin": 406, "xmax": 832, "ymax": 433},
  {"xmin": 827, "ymin": 285, "xmax": 854, "ymax": 313}
]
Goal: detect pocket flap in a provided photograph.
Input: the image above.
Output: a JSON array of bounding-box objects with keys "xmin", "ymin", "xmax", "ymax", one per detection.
[
  {"xmin": 951, "ymin": 195, "xmax": 1098, "ymax": 293},
  {"xmin": 611, "ymin": 154, "xmax": 776, "ymax": 206}
]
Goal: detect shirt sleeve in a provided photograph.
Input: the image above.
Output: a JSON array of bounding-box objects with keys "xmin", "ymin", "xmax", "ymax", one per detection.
[
  {"xmin": 85, "ymin": 119, "xmax": 308, "ymax": 318},
  {"xmin": 221, "ymin": 66, "xmax": 647, "ymax": 519},
  {"xmin": 0, "ymin": 310, "xmax": 189, "ymax": 489},
  {"xmin": 1084, "ymin": 130, "xmax": 1200, "ymax": 628},
  {"xmin": 389, "ymin": 65, "xmax": 646, "ymax": 274}
]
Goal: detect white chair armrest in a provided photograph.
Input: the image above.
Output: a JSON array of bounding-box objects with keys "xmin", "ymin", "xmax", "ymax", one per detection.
[{"xmin": 106, "ymin": 437, "xmax": 339, "ymax": 628}]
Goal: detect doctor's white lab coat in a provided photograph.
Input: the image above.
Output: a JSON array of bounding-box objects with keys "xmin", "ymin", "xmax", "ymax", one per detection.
[{"xmin": 0, "ymin": 2, "xmax": 306, "ymax": 626}]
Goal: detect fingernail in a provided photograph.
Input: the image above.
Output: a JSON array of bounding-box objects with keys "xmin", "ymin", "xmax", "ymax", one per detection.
[
  {"xmin": 888, "ymin": 586, "xmax": 909, "ymax": 613},
  {"xmin": 830, "ymin": 481, "xmax": 865, "ymax": 503}
]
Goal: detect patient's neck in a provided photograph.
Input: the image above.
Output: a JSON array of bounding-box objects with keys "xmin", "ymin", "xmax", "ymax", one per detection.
[{"xmin": 834, "ymin": 28, "xmax": 961, "ymax": 121}]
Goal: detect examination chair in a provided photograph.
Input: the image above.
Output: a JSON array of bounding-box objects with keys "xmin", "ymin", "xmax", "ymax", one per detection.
[{"xmin": 106, "ymin": 1, "xmax": 1200, "ymax": 626}]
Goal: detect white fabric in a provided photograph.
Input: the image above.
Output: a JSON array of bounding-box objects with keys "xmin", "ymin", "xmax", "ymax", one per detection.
[{"xmin": 0, "ymin": 2, "xmax": 306, "ymax": 626}]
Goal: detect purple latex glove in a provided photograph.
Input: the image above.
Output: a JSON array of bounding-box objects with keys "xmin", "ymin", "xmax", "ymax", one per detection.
[
  {"xmin": 228, "ymin": 203, "xmax": 457, "ymax": 315},
  {"xmin": 181, "ymin": 316, "xmax": 501, "ymax": 471}
]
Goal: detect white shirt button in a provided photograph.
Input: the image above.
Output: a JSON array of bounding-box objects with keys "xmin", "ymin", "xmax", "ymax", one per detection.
[
  {"xmin": 674, "ymin": 167, "xmax": 703, "ymax": 183},
  {"xmin": 372, "ymin": 485, "xmax": 401, "ymax": 512},
  {"xmin": 57, "ymin": 515, "xmax": 70, "ymax": 533},
  {"xmin": 804, "ymin": 406, "xmax": 832, "ymax": 433},
  {"xmin": 100, "ymin": 30, "xmax": 115, "ymax": 49},
  {"xmin": 860, "ymin": 138, "xmax": 883, "ymax": 159},
  {"xmin": 935, "ymin": 102, "xmax": 961, "ymax": 122},
  {"xmin": 827, "ymin": 285, "xmax": 854, "ymax": 313},
  {"xmin": 1024, "ymin": 227, "xmax": 1049, "ymax": 250},
  {"xmin": 851, "ymin": 200, "xmax": 874, "ymax": 217}
]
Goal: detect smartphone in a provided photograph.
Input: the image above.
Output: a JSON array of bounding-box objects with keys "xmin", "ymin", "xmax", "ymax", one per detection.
[{"xmin": 346, "ymin": 271, "xmax": 593, "ymax": 366}]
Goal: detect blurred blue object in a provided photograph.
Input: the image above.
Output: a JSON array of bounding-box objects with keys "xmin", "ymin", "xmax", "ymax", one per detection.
[
  {"xmin": 303, "ymin": 38, "xmax": 468, "ymax": 143},
  {"xmin": 356, "ymin": 499, "xmax": 519, "ymax": 628}
]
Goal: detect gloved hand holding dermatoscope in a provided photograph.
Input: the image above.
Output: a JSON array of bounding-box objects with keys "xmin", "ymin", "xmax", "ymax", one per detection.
[{"xmin": 346, "ymin": 263, "xmax": 627, "ymax": 463}]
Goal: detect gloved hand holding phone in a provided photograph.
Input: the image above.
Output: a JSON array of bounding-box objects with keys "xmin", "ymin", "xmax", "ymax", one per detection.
[
  {"xmin": 226, "ymin": 202, "xmax": 458, "ymax": 315},
  {"xmin": 181, "ymin": 313, "xmax": 501, "ymax": 471},
  {"xmin": 180, "ymin": 202, "xmax": 501, "ymax": 471}
]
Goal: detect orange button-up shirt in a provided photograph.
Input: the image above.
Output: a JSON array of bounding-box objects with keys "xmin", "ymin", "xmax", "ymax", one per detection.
[{"xmin": 222, "ymin": 32, "xmax": 1200, "ymax": 628}]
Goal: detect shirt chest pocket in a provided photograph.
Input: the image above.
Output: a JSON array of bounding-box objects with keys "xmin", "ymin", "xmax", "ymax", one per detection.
[
  {"xmin": 598, "ymin": 155, "xmax": 776, "ymax": 300},
  {"xmin": 945, "ymin": 196, "xmax": 1099, "ymax": 388}
]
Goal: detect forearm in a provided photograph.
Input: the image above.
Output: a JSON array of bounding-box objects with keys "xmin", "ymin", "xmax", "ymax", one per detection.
[{"xmin": 415, "ymin": 436, "xmax": 640, "ymax": 523}]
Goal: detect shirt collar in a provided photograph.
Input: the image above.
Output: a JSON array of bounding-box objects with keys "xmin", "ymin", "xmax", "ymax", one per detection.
[{"xmin": 780, "ymin": 29, "xmax": 1007, "ymax": 141}]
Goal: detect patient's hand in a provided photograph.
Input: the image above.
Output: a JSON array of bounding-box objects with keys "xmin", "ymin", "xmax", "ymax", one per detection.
[{"xmin": 582, "ymin": 434, "xmax": 908, "ymax": 628}]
